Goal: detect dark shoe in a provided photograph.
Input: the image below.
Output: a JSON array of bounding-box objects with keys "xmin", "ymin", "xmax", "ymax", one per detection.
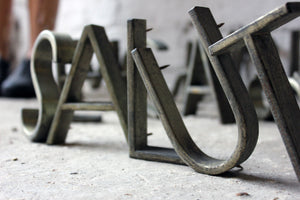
[
  {"xmin": 1, "ymin": 59, "xmax": 35, "ymax": 98},
  {"xmin": 0, "ymin": 58, "xmax": 10, "ymax": 93}
]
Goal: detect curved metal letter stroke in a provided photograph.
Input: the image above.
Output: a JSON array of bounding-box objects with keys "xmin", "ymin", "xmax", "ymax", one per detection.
[
  {"xmin": 190, "ymin": 3, "xmax": 300, "ymax": 180},
  {"xmin": 22, "ymin": 31, "xmax": 75, "ymax": 142},
  {"xmin": 131, "ymin": 47, "xmax": 258, "ymax": 175},
  {"xmin": 22, "ymin": 25, "xmax": 128, "ymax": 144}
]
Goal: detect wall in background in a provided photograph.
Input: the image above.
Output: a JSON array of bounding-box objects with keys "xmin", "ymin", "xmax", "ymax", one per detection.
[{"xmin": 12, "ymin": 0, "xmax": 298, "ymax": 75}]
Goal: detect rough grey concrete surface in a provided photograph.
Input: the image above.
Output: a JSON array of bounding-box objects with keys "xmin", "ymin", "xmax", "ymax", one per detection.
[
  {"xmin": 0, "ymin": 88, "xmax": 299, "ymax": 199},
  {"xmin": 2, "ymin": 0, "xmax": 299, "ymax": 199}
]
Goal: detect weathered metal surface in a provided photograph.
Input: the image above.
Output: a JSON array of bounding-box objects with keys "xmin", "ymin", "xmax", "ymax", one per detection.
[
  {"xmin": 289, "ymin": 72, "xmax": 300, "ymax": 97},
  {"xmin": 182, "ymin": 41, "xmax": 208, "ymax": 115},
  {"xmin": 289, "ymin": 30, "xmax": 299, "ymax": 76},
  {"xmin": 189, "ymin": 7, "xmax": 259, "ymax": 169},
  {"xmin": 245, "ymin": 33, "xmax": 300, "ymax": 181},
  {"xmin": 22, "ymin": 30, "xmax": 76, "ymax": 142},
  {"xmin": 190, "ymin": 2, "xmax": 300, "ymax": 181},
  {"xmin": 21, "ymin": 3, "xmax": 299, "ymax": 178},
  {"xmin": 288, "ymin": 30, "xmax": 300, "ymax": 97},
  {"xmin": 182, "ymin": 40, "xmax": 235, "ymax": 124},
  {"xmin": 131, "ymin": 47, "xmax": 258, "ymax": 174},
  {"xmin": 208, "ymin": 4, "xmax": 300, "ymax": 56},
  {"xmin": 22, "ymin": 26, "xmax": 128, "ymax": 144},
  {"xmin": 232, "ymin": 45, "xmax": 274, "ymax": 121},
  {"xmin": 248, "ymin": 77, "xmax": 273, "ymax": 120},
  {"xmin": 127, "ymin": 19, "xmax": 183, "ymax": 164},
  {"xmin": 127, "ymin": 19, "xmax": 147, "ymax": 152},
  {"xmin": 172, "ymin": 41, "xmax": 192, "ymax": 97}
]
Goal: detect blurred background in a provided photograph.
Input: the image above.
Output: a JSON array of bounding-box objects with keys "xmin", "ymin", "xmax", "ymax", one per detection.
[{"xmin": 11, "ymin": 0, "xmax": 298, "ymax": 80}]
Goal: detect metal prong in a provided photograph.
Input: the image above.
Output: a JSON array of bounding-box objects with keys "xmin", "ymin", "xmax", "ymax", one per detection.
[
  {"xmin": 217, "ymin": 23, "xmax": 225, "ymax": 28},
  {"xmin": 146, "ymin": 28, "xmax": 153, "ymax": 32},
  {"xmin": 159, "ymin": 65, "xmax": 170, "ymax": 70}
]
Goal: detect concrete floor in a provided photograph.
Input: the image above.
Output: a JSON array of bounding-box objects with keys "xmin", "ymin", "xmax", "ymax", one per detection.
[
  {"xmin": 0, "ymin": 87, "xmax": 299, "ymax": 200},
  {"xmin": 2, "ymin": 1, "xmax": 299, "ymax": 199}
]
